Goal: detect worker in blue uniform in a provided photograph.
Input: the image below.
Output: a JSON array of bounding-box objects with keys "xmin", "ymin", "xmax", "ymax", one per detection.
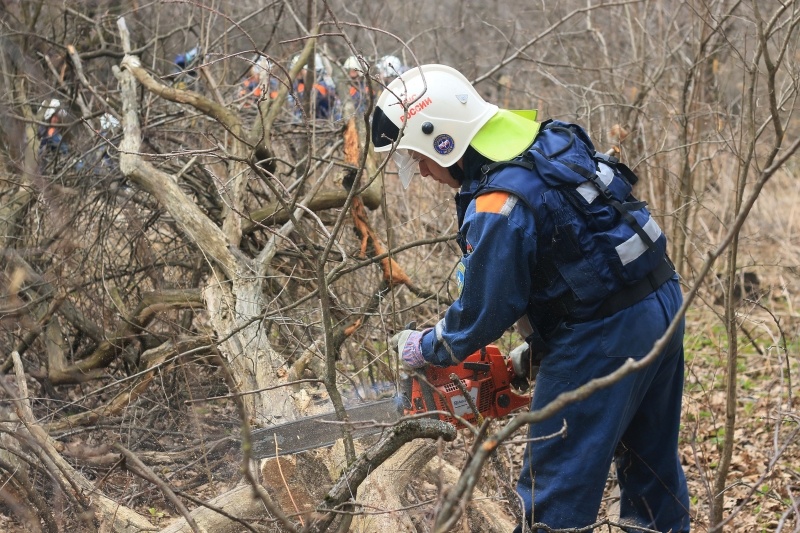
[
  {"xmin": 343, "ymin": 55, "xmax": 371, "ymax": 114},
  {"xmin": 290, "ymin": 53, "xmax": 337, "ymax": 120},
  {"xmin": 372, "ymin": 64, "xmax": 691, "ymax": 532},
  {"xmin": 39, "ymin": 99, "xmax": 69, "ymax": 157}
]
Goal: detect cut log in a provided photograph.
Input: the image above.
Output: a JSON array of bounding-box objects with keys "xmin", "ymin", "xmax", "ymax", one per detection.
[
  {"xmin": 349, "ymin": 440, "xmax": 437, "ymax": 532},
  {"xmin": 425, "ymin": 456, "xmax": 517, "ymax": 533},
  {"xmin": 158, "ymin": 483, "xmax": 262, "ymax": 533}
]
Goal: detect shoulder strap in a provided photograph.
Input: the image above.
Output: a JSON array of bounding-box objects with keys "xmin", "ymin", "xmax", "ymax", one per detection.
[{"xmin": 480, "ymin": 158, "xmax": 534, "ymax": 177}]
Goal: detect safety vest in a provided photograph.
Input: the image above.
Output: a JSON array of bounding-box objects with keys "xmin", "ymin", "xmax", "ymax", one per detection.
[
  {"xmin": 240, "ymin": 76, "xmax": 261, "ymax": 97},
  {"xmin": 296, "ymin": 82, "xmax": 328, "ymax": 96},
  {"xmin": 460, "ymin": 121, "xmax": 672, "ymax": 331},
  {"xmin": 295, "ymin": 81, "xmax": 334, "ymax": 119},
  {"xmin": 349, "ymin": 83, "xmax": 372, "ymax": 98}
]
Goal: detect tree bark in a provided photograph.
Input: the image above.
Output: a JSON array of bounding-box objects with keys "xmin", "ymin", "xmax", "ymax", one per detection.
[
  {"xmin": 349, "ymin": 441, "xmax": 436, "ymax": 532},
  {"xmin": 114, "ymin": 19, "xmax": 301, "ymax": 426},
  {"xmin": 203, "ymin": 279, "xmax": 303, "ymax": 425}
]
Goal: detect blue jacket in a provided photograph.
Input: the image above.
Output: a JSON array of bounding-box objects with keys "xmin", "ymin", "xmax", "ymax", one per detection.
[{"xmin": 420, "ymin": 121, "xmax": 668, "ymax": 366}]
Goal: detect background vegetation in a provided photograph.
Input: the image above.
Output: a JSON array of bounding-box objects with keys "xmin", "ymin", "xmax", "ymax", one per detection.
[{"xmin": 0, "ymin": 1, "xmax": 798, "ymax": 531}]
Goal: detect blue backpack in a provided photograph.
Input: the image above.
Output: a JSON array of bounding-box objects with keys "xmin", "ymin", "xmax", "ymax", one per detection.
[{"xmin": 479, "ymin": 120, "xmax": 673, "ymax": 323}]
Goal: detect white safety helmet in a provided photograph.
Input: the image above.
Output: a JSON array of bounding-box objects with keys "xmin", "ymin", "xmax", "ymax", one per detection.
[
  {"xmin": 42, "ymin": 99, "xmax": 61, "ymax": 121},
  {"xmin": 343, "ymin": 55, "xmax": 363, "ymax": 74},
  {"xmin": 376, "ymin": 55, "xmax": 404, "ymax": 81},
  {"xmin": 100, "ymin": 113, "xmax": 120, "ymax": 131},
  {"xmin": 291, "ymin": 53, "xmax": 330, "ymax": 77},
  {"xmin": 251, "ymin": 54, "xmax": 271, "ymax": 75},
  {"xmin": 371, "ymin": 64, "xmax": 498, "ymax": 188},
  {"xmin": 184, "ymin": 46, "xmax": 199, "ymax": 63}
]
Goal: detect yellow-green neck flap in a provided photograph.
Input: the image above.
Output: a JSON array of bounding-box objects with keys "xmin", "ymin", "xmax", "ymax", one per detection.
[{"xmin": 469, "ymin": 109, "xmax": 540, "ymax": 162}]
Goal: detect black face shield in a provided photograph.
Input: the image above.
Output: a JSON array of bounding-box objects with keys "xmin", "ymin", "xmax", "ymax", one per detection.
[
  {"xmin": 370, "ymin": 105, "xmax": 400, "ymax": 149},
  {"xmin": 371, "ymin": 104, "xmax": 419, "ymax": 188}
]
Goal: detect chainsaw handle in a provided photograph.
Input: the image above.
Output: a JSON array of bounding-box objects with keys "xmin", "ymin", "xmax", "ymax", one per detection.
[
  {"xmin": 463, "ymin": 362, "xmax": 491, "ymax": 372},
  {"xmin": 417, "ymin": 371, "xmax": 439, "ymax": 414},
  {"xmin": 399, "ymin": 372, "xmax": 413, "ymax": 407},
  {"xmin": 401, "ymin": 368, "xmax": 438, "ymax": 415}
]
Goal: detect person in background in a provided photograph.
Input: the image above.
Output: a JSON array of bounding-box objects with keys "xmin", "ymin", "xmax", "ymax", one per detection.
[
  {"xmin": 290, "ymin": 53, "xmax": 337, "ymax": 120},
  {"xmin": 374, "ymin": 64, "xmax": 691, "ymax": 533},
  {"xmin": 173, "ymin": 45, "xmax": 200, "ymax": 88},
  {"xmin": 97, "ymin": 112, "xmax": 120, "ymax": 168},
  {"xmin": 38, "ymin": 99, "xmax": 69, "ymax": 157},
  {"xmin": 343, "ymin": 55, "xmax": 371, "ymax": 114},
  {"xmin": 240, "ymin": 54, "xmax": 278, "ymax": 100},
  {"xmin": 375, "ymin": 54, "xmax": 405, "ymax": 86}
]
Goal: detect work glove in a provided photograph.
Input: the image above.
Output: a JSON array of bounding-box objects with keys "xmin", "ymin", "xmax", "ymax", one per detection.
[
  {"xmin": 509, "ymin": 342, "xmax": 539, "ymax": 391},
  {"xmin": 389, "ymin": 329, "xmax": 426, "ymax": 369}
]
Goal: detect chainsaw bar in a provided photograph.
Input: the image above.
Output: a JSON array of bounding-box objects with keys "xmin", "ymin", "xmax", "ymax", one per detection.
[{"xmin": 249, "ymin": 397, "xmax": 403, "ymax": 458}]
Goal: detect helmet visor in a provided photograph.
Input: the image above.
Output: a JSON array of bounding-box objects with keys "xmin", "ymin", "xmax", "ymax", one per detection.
[
  {"xmin": 392, "ymin": 149, "xmax": 417, "ymax": 189},
  {"xmin": 371, "ymin": 105, "xmax": 400, "ymax": 149}
]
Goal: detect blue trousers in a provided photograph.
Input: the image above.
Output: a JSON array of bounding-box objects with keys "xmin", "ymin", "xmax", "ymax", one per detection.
[{"xmin": 515, "ymin": 279, "xmax": 690, "ymax": 532}]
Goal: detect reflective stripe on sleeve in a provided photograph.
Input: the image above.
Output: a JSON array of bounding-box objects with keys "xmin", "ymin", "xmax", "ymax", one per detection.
[
  {"xmin": 476, "ymin": 192, "xmax": 517, "ymax": 216},
  {"xmin": 434, "ymin": 320, "xmax": 461, "ymax": 365}
]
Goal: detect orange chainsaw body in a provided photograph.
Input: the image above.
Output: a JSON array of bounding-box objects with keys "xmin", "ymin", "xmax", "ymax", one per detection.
[{"xmin": 405, "ymin": 345, "xmax": 530, "ymax": 428}]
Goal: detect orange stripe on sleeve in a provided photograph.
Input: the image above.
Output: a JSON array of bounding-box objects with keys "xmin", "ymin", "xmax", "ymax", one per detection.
[{"xmin": 475, "ymin": 191, "xmax": 511, "ymax": 214}]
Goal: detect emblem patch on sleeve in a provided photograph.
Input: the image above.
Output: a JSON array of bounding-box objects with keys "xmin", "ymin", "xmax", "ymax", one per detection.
[{"xmin": 456, "ymin": 261, "xmax": 466, "ymax": 297}]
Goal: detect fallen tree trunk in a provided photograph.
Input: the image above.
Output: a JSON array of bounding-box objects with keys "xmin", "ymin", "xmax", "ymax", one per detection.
[
  {"xmin": 307, "ymin": 419, "xmax": 456, "ymax": 532},
  {"xmin": 426, "ymin": 456, "xmax": 517, "ymax": 533},
  {"xmin": 350, "ymin": 440, "xmax": 518, "ymax": 533},
  {"xmin": 349, "ymin": 441, "xmax": 437, "ymax": 532},
  {"xmin": 158, "ymin": 483, "xmax": 263, "ymax": 533}
]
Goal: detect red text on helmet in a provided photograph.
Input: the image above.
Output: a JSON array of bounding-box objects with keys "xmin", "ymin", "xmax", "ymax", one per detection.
[{"xmin": 399, "ymin": 96, "xmax": 433, "ymax": 123}]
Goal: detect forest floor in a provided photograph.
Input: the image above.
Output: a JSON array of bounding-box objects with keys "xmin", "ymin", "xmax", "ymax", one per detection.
[{"xmin": 1, "ymin": 287, "xmax": 798, "ymax": 532}]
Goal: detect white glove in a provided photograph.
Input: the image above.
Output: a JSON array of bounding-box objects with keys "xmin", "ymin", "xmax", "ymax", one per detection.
[
  {"xmin": 389, "ymin": 329, "xmax": 426, "ymax": 369},
  {"xmin": 510, "ymin": 342, "xmax": 539, "ymax": 388}
]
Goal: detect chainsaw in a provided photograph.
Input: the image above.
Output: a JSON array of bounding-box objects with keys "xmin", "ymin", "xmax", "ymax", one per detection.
[{"xmin": 248, "ymin": 344, "xmax": 530, "ymax": 458}]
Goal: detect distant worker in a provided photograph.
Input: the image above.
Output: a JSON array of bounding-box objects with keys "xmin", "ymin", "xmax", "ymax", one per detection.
[
  {"xmin": 174, "ymin": 45, "xmax": 199, "ymax": 72},
  {"xmin": 99, "ymin": 112, "xmax": 120, "ymax": 134},
  {"xmin": 174, "ymin": 45, "xmax": 200, "ymax": 88},
  {"xmin": 240, "ymin": 54, "xmax": 278, "ymax": 100},
  {"xmin": 290, "ymin": 53, "xmax": 337, "ymax": 120},
  {"xmin": 343, "ymin": 55, "xmax": 371, "ymax": 114},
  {"xmin": 97, "ymin": 112, "xmax": 120, "ymax": 168},
  {"xmin": 38, "ymin": 99, "xmax": 69, "ymax": 156}
]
